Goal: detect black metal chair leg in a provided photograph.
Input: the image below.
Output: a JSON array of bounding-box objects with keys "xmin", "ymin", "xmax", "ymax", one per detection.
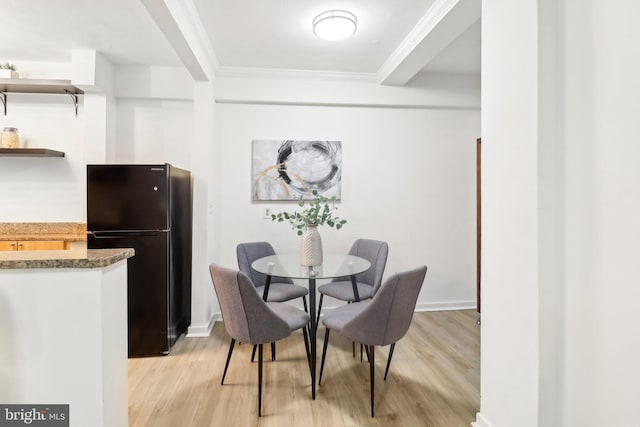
[
  {"xmin": 221, "ymin": 338, "xmax": 236, "ymax": 385},
  {"xmin": 253, "ymin": 342, "xmax": 275, "ymax": 362},
  {"xmin": 302, "ymin": 326, "xmax": 311, "ymax": 373},
  {"xmin": 363, "ymin": 344, "xmax": 371, "ymax": 362},
  {"xmin": 369, "ymin": 345, "xmax": 375, "ymax": 417},
  {"xmin": 319, "ymin": 329, "xmax": 331, "ymax": 385},
  {"xmin": 302, "ymin": 296, "xmax": 308, "ymax": 313},
  {"xmin": 384, "ymin": 343, "xmax": 396, "ymax": 381},
  {"xmin": 316, "ymin": 294, "xmax": 324, "ymax": 324},
  {"xmin": 258, "ymin": 343, "xmax": 263, "ymax": 417}
]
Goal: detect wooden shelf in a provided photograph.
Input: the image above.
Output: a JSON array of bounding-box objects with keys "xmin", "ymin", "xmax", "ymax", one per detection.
[
  {"xmin": 0, "ymin": 78, "xmax": 83, "ymax": 95},
  {"xmin": 0, "ymin": 78, "xmax": 84, "ymax": 116},
  {"xmin": 0, "ymin": 148, "xmax": 65, "ymax": 157}
]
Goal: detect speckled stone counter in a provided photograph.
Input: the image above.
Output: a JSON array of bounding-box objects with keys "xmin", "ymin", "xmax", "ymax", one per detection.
[
  {"xmin": 0, "ymin": 222, "xmax": 87, "ymax": 242},
  {"xmin": 0, "ymin": 248, "xmax": 134, "ymax": 269}
]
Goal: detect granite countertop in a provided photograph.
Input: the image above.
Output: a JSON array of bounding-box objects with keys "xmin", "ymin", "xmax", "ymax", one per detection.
[
  {"xmin": 0, "ymin": 222, "xmax": 87, "ymax": 242},
  {"xmin": 0, "ymin": 248, "xmax": 135, "ymax": 269}
]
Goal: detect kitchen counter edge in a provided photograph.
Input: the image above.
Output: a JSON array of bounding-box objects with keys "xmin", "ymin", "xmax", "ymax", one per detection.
[
  {"xmin": 0, "ymin": 234, "xmax": 87, "ymax": 242},
  {"xmin": 0, "ymin": 248, "xmax": 135, "ymax": 270}
]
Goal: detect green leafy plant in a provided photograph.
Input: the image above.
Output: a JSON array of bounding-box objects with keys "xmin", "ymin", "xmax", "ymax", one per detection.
[
  {"xmin": 0, "ymin": 63, "xmax": 16, "ymax": 71},
  {"xmin": 269, "ymin": 189, "xmax": 347, "ymax": 235}
]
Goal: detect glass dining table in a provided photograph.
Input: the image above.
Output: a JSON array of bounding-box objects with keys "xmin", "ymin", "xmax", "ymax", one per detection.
[{"xmin": 252, "ymin": 253, "xmax": 371, "ymax": 399}]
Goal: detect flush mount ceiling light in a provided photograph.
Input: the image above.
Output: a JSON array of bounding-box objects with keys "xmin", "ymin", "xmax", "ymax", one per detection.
[{"xmin": 312, "ymin": 10, "xmax": 357, "ymax": 41}]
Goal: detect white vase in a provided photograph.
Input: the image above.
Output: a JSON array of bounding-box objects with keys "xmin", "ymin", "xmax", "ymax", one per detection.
[
  {"xmin": 300, "ymin": 224, "xmax": 323, "ymax": 266},
  {"xmin": 0, "ymin": 70, "xmax": 18, "ymax": 79}
]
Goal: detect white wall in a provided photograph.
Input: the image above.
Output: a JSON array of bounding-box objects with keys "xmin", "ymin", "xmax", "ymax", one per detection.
[
  {"xmin": 0, "ymin": 59, "xmax": 479, "ymax": 335},
  {"xmin": 113, "ymin": 67, "xmax": 216, "ymax": 334},
  {"xmin": 537, "ymin": 0, "xmax": 565, "ymax": 424},
  {"xmin": 562, "ymin": 0, "xmax": 640, "ymax": 425},
  {"xmin": 114, "ymin": 69, "xmax": 480, "ymax": 329},
  {"xmin": 0, "ymin": 60, "xmax": 217, "ymax": 335},
  {"xmin": 212, "ymin": 94, "xmax": 479, "ymax": 312},
  {"xmin": 478, "ymin": 1, "xmax": 640, "ymax": 426},
  {"xmin": 0, "ymin": 54, "xmax": 115, "ymax": 223},
  {"xmin": 114, "ymin": 99, "xmax": 195, "ymax": 170},
  {"xmin": 479, "ymin": 0, "xmax": 540, "ymax": 426},
  {"xmin": 0, "ymin": 95, "xmax": 86, "ymax": 222},
  {"xmin": 114, "ymin": 96, "xmax": 216, "ymax": 332}
]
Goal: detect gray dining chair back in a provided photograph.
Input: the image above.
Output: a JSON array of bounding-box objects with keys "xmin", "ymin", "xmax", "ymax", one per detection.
[
  {"xmin": 319, "ymin": 265, "xmax": 427, "ymax": 417},
  {"xmin": 236, "ymin": 242, "xmax": 309, "ymax": 344},
  {"xmin": 209, "ymin": 263, "xmax": 310, "ymax": 416},
  {"xmin": 210, "ymin": 263, "xmax": 290, "ymax": 345},
  {"xmin": 237, "ymin": 241, "xmax": 294, "ymax": 287},
  {"xmin": 316, "ymin": 239, "xmax": 389, "ymax": 328},
  {"xmin": 342, "ymin": 265, "xmax": 427, "ymax": 346},
  {"xmin": 337, "ymin": 238, "xmax": 389, "ymax": 294}
]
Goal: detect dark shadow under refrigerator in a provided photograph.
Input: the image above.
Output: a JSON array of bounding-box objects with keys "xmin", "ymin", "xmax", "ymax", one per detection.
[{"xmin": 87, "ymin": 164, "xmax": 192, "ymax": 357}]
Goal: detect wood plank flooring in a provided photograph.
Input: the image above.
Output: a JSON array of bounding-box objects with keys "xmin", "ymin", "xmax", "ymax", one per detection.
[{"xmin": 128, "ymin": 309, "xmax": 480, "ymax": 427}]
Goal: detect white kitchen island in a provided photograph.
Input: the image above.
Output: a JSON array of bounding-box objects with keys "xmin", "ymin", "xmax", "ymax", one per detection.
[{"xmin": 0, "ymin": 248, "xmax": 134, "ymax": 427}]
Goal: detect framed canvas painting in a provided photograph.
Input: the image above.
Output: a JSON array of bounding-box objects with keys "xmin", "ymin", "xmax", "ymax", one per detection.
[{"xmin": 252, "ymin": 139, "xmax": 342, "ymax": 201}]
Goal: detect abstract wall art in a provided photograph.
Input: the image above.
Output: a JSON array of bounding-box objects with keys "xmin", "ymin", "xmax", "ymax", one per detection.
[{"xmin": 252, "ymin": 139, "xmax": 342, "ymax": 201}]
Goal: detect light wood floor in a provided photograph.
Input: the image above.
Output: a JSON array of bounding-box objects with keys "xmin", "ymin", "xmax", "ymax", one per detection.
[{"xmin": 128, "ymin": 309, "xmax": 480, "ymax": 427}]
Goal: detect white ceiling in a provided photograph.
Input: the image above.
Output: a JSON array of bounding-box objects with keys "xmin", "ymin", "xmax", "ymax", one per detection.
[
  {"xmin": 0, "ymin": 0, "xmax": 182, "ymax": 66},
  {"xmin": 421, "ymin": 19, "xmax": 480, "ymax": 75},
  {"xmin": 0, "ymin": 0, "xmax": 480, "ymax": 82},
  {"xmin": 197, "ymin": 0, "xmax": 437, "ymax": 73}
]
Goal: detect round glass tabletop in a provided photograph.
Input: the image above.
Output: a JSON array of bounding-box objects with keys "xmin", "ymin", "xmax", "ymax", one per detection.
[{"xmin": 251, "ymin": 253, "xmax": 371, "ymax": 280}]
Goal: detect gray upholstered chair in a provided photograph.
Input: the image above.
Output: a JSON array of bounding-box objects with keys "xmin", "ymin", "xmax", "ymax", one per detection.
[
  {"xmin": 318, "ymin": 265, "xmax": 427, "ymax": 417},
  {"xmin": 209, "ymin": 263, "xmax": 311, "ymax": 417},
  {"xmin": 237, "ymin": 241, "xmax": 310, "ymax": 361},
  {"xmin": 316, "ymin": 238, "xmax": 389, "ymax": 327},
  {"xmin": 237, "ymin": 242, "xmax": 309, "ymax": 310}
]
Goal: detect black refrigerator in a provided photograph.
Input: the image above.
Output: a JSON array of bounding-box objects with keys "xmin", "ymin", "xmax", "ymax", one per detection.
[{"xmin": 87, "ymin": 164, "xmax": 192, "ymax": 357}]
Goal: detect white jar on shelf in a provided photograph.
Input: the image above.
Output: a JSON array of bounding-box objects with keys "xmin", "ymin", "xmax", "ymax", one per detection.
[{"xmin": 1, "ymin": 127, "xmax": 20, "ymax": 148}]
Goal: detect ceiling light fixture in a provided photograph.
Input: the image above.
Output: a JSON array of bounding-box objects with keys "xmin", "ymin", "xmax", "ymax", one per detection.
[{"xmin": 312, "ymin": 10, "xmax": 357, "ymax": 41}]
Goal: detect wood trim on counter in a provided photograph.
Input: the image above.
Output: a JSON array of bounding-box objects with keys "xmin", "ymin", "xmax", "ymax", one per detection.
[{"xmin": 0, "ymin": 223, "xmax": 87, "ymax": 249}]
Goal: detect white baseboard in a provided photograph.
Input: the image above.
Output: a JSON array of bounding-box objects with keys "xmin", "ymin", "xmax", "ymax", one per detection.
[
  {"xmin": 315, "ymin": 300, "xmax": 476, "ymax": 322},
  {"xmin": 471, "ymin": 412, "xmax": 494, "ymax": 427},
  {"xmin": 186, "ymin": 301, "xmax": 476, "ymax": 337},
  {"xmin": 415, "ymin": 300, "xmax": 477, "ymax": 312},
  {"xmin": 186, "ymin": 313, "xmax": 220, "ymax": 337}
]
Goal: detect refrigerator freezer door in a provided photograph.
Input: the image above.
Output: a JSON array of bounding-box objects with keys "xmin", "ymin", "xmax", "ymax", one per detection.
[
  {"xmin": 88, "ymin": 231, "xmax": 170, "ymax": 356},
  {"xmin": 87, "ymin": 165, "xmax": 169, "ymax": 231}
]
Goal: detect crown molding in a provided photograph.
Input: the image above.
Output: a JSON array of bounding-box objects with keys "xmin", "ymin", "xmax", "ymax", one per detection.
[
  {"xmin": 214, "ymin": 99, "xmax": 480, "ymax": 111},
  {"xmin": 215, "ymin": 66, "xmax": 378, "ymax": 83}
]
